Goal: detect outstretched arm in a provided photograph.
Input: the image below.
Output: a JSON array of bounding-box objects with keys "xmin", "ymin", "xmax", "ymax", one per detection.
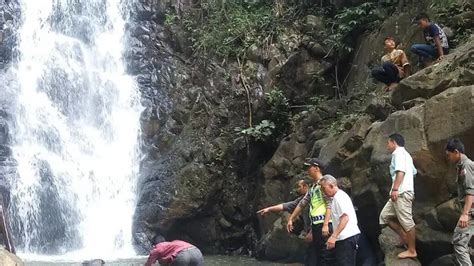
[{"xmin": 257, "ymin": 204, "xmax": 284, "ymax": 216}]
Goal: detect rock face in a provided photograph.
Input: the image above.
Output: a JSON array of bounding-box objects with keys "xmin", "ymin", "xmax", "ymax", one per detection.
[{"xmin": 129, "ymin": 1, "xmax": 474, "ymax": 265}]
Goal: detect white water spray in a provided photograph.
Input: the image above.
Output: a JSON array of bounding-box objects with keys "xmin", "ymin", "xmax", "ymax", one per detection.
[{"xmin": 7, "ymin": 0, "xmax": 142, "ymax": 259}]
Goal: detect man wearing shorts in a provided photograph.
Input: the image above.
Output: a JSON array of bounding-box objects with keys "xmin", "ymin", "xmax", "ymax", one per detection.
[{"xmin": 379, "ymin": 133, "xmax": 417, "ymax": 259}]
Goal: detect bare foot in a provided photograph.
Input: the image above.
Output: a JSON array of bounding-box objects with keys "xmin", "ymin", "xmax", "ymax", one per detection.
[{"xmin": 398, "ymin": 250, "xmax": 417, "ymax": 259}]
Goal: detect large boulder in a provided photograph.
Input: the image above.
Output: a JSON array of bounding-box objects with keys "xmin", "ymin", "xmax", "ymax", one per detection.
[{"xmin": 391, "ymin": 38, "xmax": 474, "ymax": 107}]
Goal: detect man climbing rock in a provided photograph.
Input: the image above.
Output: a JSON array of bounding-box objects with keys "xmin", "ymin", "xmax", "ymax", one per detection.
[
  {"xmin": 257, "ymin": 179, "xmax": 315, "ymax": 265},
  {"xmin": 379, "ymin": 133, "xmax": 417, "ymax": 259},
  {"xmin": 411, "ymin": 13, "xmax": 449, "ymax": 66},
  {"xmin": 446, "ymin": 138, "xmax": 474, "ymax": 266},
  {"xmin": 320, "ymin": 175, "xmax": 361, "ymax": 266},
  {"xmin": 371, "ymin": 37, "xmax": 410, "ymax": 92},
  {"xmin": 145, "ymin": 237, "xmax": 204, "ymax": 266},
  {"xmin": 287, "ymin": 158, "xmax": 334, "ymax": 265}
]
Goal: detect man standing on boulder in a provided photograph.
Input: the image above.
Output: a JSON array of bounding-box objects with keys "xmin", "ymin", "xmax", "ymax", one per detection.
[
  {"xmin": 287, "ymin": 158, "xmax": 334, "ymax": 265},
  {"xmin": 320, "ymin": 175, "xmax": 361, "ymax": 266},
  {"xmin": 379, "ymin": 133, "xmax": 417, "ymax": 259},
  {"xmin": 446, "ymin": 138, "xmax": 474, "ymax": 266}
]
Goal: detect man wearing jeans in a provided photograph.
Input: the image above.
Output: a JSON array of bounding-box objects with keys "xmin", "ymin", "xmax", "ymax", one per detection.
[
  {"xmin": 411, "ymin": 13, "xmax": 449, "ymax": 65},
  {"xmin": 372, "ymin": 37, "xmax": 410, "ymax": 92},
  {"xmin": 379, "ymin": 133, "xmax": 417, "ymax": 259},
  {"xmin": 446, "ymin": 138, "xmax": 474, "ymax": 266},
  {"xmin": 320, "ymin": 175, "xmax": 361, "ymax": 266},
  {"xmin": 145, "ymin": 237, "xmax": 204, "ymax": 266}
]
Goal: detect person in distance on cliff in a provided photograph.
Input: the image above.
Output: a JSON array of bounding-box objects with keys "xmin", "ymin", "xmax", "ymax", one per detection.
[
  {"xmin": 257, "ymin": 179, "xmax": 316, "ymax": 265},
  {"xmin": 379, "ymin": 133, "xmax": 417, "ymax": 259},
  {"xmin": 287, "ymin": 158, "xmax": 335, "ymax": 265},
  {"xmin": 446, "ymin": 138, "xmax": 474, "ymax": 266},
  {"xmin": 320, "ymin": 175, "xmax": 361, "ymax": 266},
  {"xmin": 411, "ymin": 13, "xmax": 449, "ymax": 67},
  {"xmin": 371, "ymin": 37, "xmax": 410, "ymax": 92},
  {"xmin": 145, "ymin": 236, "xmax": 204, "ymax": 266}
]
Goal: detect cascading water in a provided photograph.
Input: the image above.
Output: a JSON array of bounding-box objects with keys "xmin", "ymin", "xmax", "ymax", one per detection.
[{"xmin": 4, "ymin": 0, "xmax": 143, "ymax": 259}]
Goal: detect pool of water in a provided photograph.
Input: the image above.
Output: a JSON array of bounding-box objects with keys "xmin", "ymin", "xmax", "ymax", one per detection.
[{"xmin": 24, "ymin": 255, "xmax": 302, "ymax": 266}]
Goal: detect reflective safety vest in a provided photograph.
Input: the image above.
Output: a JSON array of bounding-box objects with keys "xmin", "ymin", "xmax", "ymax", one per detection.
[{"xmin": 309, "ymin": 184, "xmax": 329, "ymax": 225}]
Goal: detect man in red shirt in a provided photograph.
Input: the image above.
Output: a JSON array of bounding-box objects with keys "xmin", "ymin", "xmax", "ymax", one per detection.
[{"xmin": 145, "ymin": 237, "xmax": 204, "ymax": 266}]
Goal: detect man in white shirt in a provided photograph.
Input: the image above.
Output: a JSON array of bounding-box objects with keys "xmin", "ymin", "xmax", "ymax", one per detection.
[
  {"xmin": 379, "ymin": 133, "xmax": 417, "ymax": 259},
  {"xmin": 320, "ymin": 175, "xmax": 361, "ymax": 266}
]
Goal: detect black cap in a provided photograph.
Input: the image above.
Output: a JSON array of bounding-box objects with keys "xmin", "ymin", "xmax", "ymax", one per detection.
[{"xmin": 304, "ymin": 158, "xmax": 324, "ymax": 168}]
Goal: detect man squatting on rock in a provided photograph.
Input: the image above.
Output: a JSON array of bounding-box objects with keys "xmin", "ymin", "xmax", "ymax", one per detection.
[{"xmin": 446, "ymin": 138, "xmax": 474, "ymax": 266}]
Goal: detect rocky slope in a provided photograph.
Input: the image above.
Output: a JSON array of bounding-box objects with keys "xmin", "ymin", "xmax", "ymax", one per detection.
[{"xmin": 124, "ymin": 1, "xmax": 474, "ymax": 265}]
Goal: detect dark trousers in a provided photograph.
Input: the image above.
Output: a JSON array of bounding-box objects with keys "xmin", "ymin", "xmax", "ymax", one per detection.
[
  {"xmin": 312, "ymin": 223, "xmax": 335, "ymax": 265},
  {"xmin": 334, "ymin": 234, "xmax": 360, "ymax": 266},
  {"xmin": 304, "ymin": 242, "xmax": 317, "ymax": 266},
  {"xmin": 371, "ymin": 61, "xmax": 400, "ymax": 85}
]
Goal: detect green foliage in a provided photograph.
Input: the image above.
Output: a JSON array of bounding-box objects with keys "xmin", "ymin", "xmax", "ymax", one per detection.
[
  {"xmin": 234, "ymin": 89, "xmax": 290, "ymax": 142},
  {"xmin": 328, "ymin": 113, "xmax": 361, "ymax": 135},
  {"xmin": 180, "ymin": 1, "xmax": 276, "ymax": 59},
  {"xmin": 431, "ymin": 1, "xmax": 473, "ymax": 47},
  {"xmin": 235, "ymin": 120, "xmax": 276, "ymax": 141},
  {"xmin": 323, "ymin": 2, "xmax": 383, "ymax": 55}
]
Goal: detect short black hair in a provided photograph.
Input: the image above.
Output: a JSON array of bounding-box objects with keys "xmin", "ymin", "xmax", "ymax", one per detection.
[
  {"xmin": 295, "ymin": 178, "xmax": 312, "ymax": 187},
  {"xmin": 415, "ymin": 13, "xmax": 430, "ymax": 22},
  {"xmin": 388, "ymin": 133, "xmax": 405, "ymax": 147},
  {"xmin": 446, "ymin": 138, "xmax": 465, "ymax": 154}
]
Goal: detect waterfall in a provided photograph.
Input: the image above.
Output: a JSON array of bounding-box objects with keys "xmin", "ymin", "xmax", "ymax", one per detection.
[{"xmin": 4, "ymin": 0, "xmax": 143, "ymax": 259}]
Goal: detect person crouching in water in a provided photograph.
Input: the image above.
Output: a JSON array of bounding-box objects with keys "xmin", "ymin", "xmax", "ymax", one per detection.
[
  {"xmin": 371, "ymin": 37, "xmax": 410, "ymax": 92},
  {"xmin": 145, "ymin": 236, "xmax": 204, "ymax": 266}
]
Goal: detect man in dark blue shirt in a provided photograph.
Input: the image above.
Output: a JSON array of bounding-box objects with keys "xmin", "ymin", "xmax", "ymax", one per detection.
[{"xmin": 411, "ymin": 13, "xmax": 449, "ymax": 66}]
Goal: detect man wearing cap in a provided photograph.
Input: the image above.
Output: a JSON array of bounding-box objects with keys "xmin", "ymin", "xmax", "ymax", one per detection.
[
  {"xmin": 287, "ymin": 158, "xmax": 334, "ymax": 265},
  {"xmin": 445, "ymin": 138, "xmax": 474, "ymax": 265}
]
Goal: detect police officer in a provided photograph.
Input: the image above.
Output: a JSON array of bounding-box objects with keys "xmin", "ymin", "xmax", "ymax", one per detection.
[
  {"xmin": 446, "ymin": 138, "xmax": 474, "ymax": 265},
  {"xmin": 287, "ymin": 158, "xmax": 334, "ymax": 265}
]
